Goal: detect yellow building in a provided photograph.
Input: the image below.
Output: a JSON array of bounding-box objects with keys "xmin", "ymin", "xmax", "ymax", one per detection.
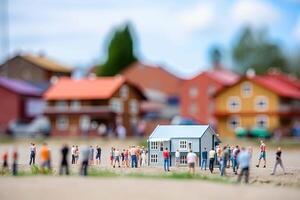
[{"xmin": 214, "ymin": 73, "xmax": 300, "ymax": 137}]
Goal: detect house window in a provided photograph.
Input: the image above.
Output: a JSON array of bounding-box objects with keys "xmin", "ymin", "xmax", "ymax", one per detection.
[
  {"xmin": 150, "ymin": 154, "xmax": 158, "ymax": 163},
  {"xmin": 228, "ymin": 116, "xmax": 240, "ymax": 130},
  {"xmin": 56, "ymin": 115, "xmax": 69, "ymax": 130},
  {"xmin": 70, "ymin": 100, "xmax": 81, "ymax": 110},
  {"xmin": 150, "ymin": 141, "xmax": 158, "ymax": 150},
  {"xmin": 227, "ymin": 96, "xmax": 241, "ymax": 112},
  {"xmin": 120, "ymin": 85, "xmax": 129, "ymax": 99},
  {"xmin": 189, "ymin": 102, "xmax": 198, "ymax": 115},
  {"xmin": 110, "ymin": 98, "xmax": 124, "ymax": 113},
  {"xmin": 189, "ymin": 86, "xmax": 198, "ymax": 98},
  {"xmin": 79, "ymin": 115, "xmax": 90, "ymax": 131},
  {"xmin": 241, "ymin": 82, "xmax": 252, "ymax": 97},
  {"xmin": 180, "ymin": 155, "xmax": 187, "ymax": 164},
  {"xmin": 256, "ymin": 115, "xmax": 268, "ymax": 129},
  {"xmin": 188, "ymin": 142, "xmax": 192, "ymax": 150},
  {"xmin": 55, "ymin": 101, "xmax": 68, "ymax": 111},
  {"xmin": 179, "ymin": 140, "xmax": 187, "ymax": 150},
  {"xmin": 129, "ymin": 99, "xmax": 139, "ymax": 114},
  {"xmin": 255, "ymin": 96, "xmax": 268, "ymax": 111}
]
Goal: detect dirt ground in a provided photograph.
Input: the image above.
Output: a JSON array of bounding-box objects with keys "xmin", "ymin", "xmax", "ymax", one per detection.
[{"xmin": 0, "ymin": 138, "xmax": 299, "ymax": 200}]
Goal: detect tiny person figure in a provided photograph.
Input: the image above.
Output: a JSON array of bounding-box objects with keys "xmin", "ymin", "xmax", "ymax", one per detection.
[
  {"xmin": 29, "ymin": 143, "xmax": 36, "ymax": 165},
  {"xmin": 201, "ymin": 148, "xmax": 208, "ymax": 170},
  {"xmin": 175, "ymin": 149, "xmax": 180, "ymax": 167},
  {"xmin": 187, "ymin": 149, "xmax": 197, "ymax": 175},
  {"xmin": 59, "ymin": 144, "xmax": 69, "ymax": 175},
  {"xmin": 237, "ymin": 147, "xmax": 251, "ymax": 184},
  {"xmin": 163, "ymin": 147, "xmax": 170, "ymax": 172},
  {"xmin": 271, "ymin": 147, "xmax": 286, "ymax": 175},
  {"xmin": 256, "ymin": 140, "xmax": 267, "ymax": 168},
  {"xmin": 209, "ymin": 148, "xmax": 216, "ymax": 173},
  {"xmin": 12, "ymin": 148, "xmax": 18, "ymax": 176}
]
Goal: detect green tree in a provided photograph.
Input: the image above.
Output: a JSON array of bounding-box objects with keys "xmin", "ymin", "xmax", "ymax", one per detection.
[
  {"xmin": 232, "ymin": 27, "xmax": 287, "ymax": 74},
  {"xmin": 97, "ymin": 23, "xmax": 138, "ymax": 76}
]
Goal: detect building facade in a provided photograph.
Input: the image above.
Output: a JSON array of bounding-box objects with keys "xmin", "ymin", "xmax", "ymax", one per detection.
[
  {"xmin": 214, "ymin": 73, "xmax": 300, "ymax": 137},
  {"xmin": 180, "ymin": 69, "xmax": 239, "ymax": 125},
  {"xmin": 0, "ymin": 77, "xmax": 44, "ymax": 131},
  {"xmin": 44, "ymin": 76, "xmax": 145, "ymax": 136}
]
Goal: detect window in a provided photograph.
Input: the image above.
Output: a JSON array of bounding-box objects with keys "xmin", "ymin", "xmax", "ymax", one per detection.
[
  {"xmin": 120, "ymin": 85, "xmax": 129, "ymax": 99},
  {"xmin": 255, "ymin": 96, "xmax": 268, "ymax": 111},
  {"xmin": 79, "ymin": 115, "xmax": 90, "ymax": 131},
  {"xmin": 150, "ymin": 141, "xmax": 158, "ymax": 150},
  {"xmin": 70, "ymin": 100, "xmax": 81, "ymax": 110},
  {"xmin": 189, "ymin": 102, "xmax": 198, "ymax": 115},
  {"xmin": 188, "ymin": 142, "xmax": 192, "ymax": 150},
  {"xmin": 55, "ymin": 101, "xmax": 68, "ymax": 111},
  {"xmin": 56, "ymin": 115, "xmax": 69, "ymax": 130},
  {"xmin": 110, "ymin": 98, "xmax": 124, "ymax": 113},
  {"xmin": 150, "ymin": 154, "xmax": 158, "ymax": 163},
  {"xmin": 189, "ymin": 86, "xmax": 198, "ymax": 98},
  {"xmin": 241, "ymin": 82, "xmax": 252, "ymax": 97},
  {"xmin": 129, "ymin": 99, "xmax": 139, "ymax": 114},
  {"xmin": 228, "ymin": 116, "xmax": 240, "ymax": 130},
  {"xmin": 180, "ymin": 155, "xmax": 187, "ymax": 164},
  {"xmin": 227, "ymin": 96, "xmax": 241, "ymax": 112},
  {"xmin": 179, "ymin": 140, "xmax": 187, "ymax": 150},
  {"xmin": 256, "ymin": 115, "xmax": 268, "ymax": 129}
]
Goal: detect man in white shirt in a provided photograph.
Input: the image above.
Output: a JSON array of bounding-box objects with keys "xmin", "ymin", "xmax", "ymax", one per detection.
[
  {"xmin": 187, "ymin": 149, "xmax": 198, "ymax": 175},
  {"xmin": 113, "ymin": 149, "xmax": 121, "ymax": 168},
  {"xmin": 208, "ymin": 148, "xmax": 216, "ymax": 173},
  {"xmin": 175, "ymin": 149, "xmax": 180, "ymax": 167}
]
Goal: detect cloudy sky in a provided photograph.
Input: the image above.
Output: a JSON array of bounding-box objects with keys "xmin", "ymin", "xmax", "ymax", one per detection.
[{"xmin": 1, "ymin": 0, "xmax": 300, "ymax": 77}]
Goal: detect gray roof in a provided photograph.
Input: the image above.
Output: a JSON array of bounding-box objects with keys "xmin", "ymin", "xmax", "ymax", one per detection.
[{"xmin": 149, "ymin": 125, "xmax": 214, "ymax": 140}]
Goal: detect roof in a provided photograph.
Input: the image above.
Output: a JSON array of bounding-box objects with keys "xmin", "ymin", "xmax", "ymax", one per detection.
[
  {"xmin": 44, "ymin": 76, "xmax": 127, "ymax": 100},
  {"xmin": 253, "ymin": 75, "xmax": 300, "ymax": 99},
  {"xmin": 122, "ymin": 62, "xmax": 183, "ymax": 96},
  {"xmin": 0, "ymin": 76, "xmax": 43, "ymax": 96},
  {"xmin": 203, "ymin": 69, "xmax": 239, "ymax": 85},
  {"xmin": 215, "ymin": 73, "xmax": 300, "ymax": 100},
  {"xmin": 149, "ymin": 125, "xmax": 213, "ymax": 140},
  {"xmin": 22, "ymin": 54, "xmax": 72, "ymax": 73}
]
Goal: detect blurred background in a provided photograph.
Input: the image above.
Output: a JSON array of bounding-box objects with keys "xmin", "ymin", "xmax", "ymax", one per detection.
[{"xmin": 0, "ymin": 0, "xmax": 299, "ymax": 139}]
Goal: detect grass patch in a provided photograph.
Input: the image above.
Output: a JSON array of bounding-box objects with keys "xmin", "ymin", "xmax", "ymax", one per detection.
[
  {"xmin": 88, "ymin": 168, "xmax": 119, "ymax": 177},
  {"xmin": 30, "ymin": 164, "xmax": 53, "ymax": 175}
]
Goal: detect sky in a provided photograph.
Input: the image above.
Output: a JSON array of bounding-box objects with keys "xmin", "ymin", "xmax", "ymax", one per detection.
[{"xmin": 1, "ymin": 0, "xmax": 300, "ymax": 78}]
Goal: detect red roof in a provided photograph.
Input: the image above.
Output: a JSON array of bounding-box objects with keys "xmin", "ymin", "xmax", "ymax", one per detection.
[
  {"xmin": 253, "ymin": 75, "xmax": 300, "ymax": 99},
  {"xmin": 203, "ymin": 69, "xmax": 240, "ymax": 85},
  {"xmin": 44, "ymin": 76, "xmax": 125, "ymax": 100}
]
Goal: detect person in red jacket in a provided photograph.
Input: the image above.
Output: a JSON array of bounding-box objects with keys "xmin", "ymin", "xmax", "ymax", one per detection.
[
  {"xmin": 2, "ymin": 151, "xmax": 8, "ymax": 174},
  {"xmin": 163, "ymin": 148, "xmax": 170, "ymax": 172}
]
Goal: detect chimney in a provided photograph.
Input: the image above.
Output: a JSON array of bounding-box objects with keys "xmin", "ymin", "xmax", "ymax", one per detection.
[{"xmin": 246, "ymin": 68, "xmax": 255, "ymax": 78}]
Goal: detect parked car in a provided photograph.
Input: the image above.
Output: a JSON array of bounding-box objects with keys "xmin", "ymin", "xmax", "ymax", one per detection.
[{"xmin": 8, "ymin": 116, "xmax": 51, "ymax": 137}]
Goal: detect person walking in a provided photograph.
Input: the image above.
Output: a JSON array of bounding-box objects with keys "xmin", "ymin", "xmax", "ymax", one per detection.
[
  {"xmin": 80, "ymin": 146, "xmax": 90, "ymax": 176},
  {"xmin": 141, "ymin": 149, "xmax": 147, "ymax": 166},
  {"xmin": 59, "ymin": 144, "xmax": 69, "ymax": 175},
  {"xmin": 29, "ymin": 143, "xmax": 36, "ymax": 165},
  {"xmin": 256, "ymin": 140, "xmax": 267, "ymax": 168},
  {"xmin": 95, "ymin": 145, "xmax": 102, "ymax": 165},
  {"xmin": 71, "ymin": 145, "xmax": 76, "ymax": 164},
  {"xmin": 209, "ymin": 148, "xmax": 216, "ymax": 173},
  {"xmin": 271, "ymin": 147, "xmax": 286, "ymax": 175},
  {"xmin": 175, "ymin": 149, "xmax": 180, "ymax": 167},
  {"xmin": 187, "ymin": 149, "xmax": 198, "ymax": 175},
  {"xmin": 237, "ymin": 147, "xmax": 251, "ymax": 184},
  {"xmin": 163, "ymin": 147, "xmax": 170, "ymax": 172},
  {"xmin": 201, "ymin": 148, "xmax": 208, "ymax": 170}
]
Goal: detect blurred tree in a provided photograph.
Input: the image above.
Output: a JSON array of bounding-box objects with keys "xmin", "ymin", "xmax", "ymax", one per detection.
[
  {"xmin": 209, "ymin": 46, "xmax": 222, "ymax": 69},
  {"xmin": 97, "ymin": 23, "xmax": 138, "ymax": 76},
  {"xmin": 232, "ymin": 27, "xmax": 287, "ymax": 74}
]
